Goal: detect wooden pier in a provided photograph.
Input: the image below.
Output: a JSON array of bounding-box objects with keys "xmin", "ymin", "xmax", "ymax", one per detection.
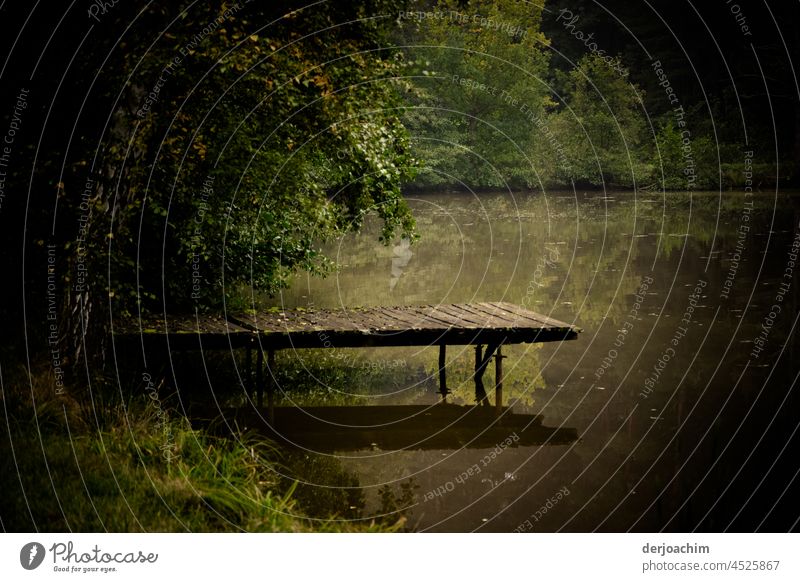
[{"xmin": 116, "ymin": 302, "xmax": 581, "ymax": 418}]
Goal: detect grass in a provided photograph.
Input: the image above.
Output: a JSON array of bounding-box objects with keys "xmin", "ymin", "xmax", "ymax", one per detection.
[
  {"xmin": 2, "ymin": 340, "xmax": 547, "ymax": 532},
  {"xmin": 0, "ymin": 364, "xmax": 405, "ymax": 532}
]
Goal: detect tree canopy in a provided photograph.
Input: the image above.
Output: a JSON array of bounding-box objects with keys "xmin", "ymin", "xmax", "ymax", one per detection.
[
  {"xmin": 98, "ymin": 2, "xmax": 417, "ymax": 314},
  {"xmin": 2, "ymin": 1, "xmax": 420, "ymax": 362},
  {"xmin": 399, "ymin": 0, "xmax": 553, "ymax": 189}
]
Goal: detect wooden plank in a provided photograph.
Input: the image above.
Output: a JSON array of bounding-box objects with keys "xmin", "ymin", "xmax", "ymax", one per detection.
[
  {"xmin": 378, "ymin": 306, "xmax": 445, "ymax": 330},
  {"xmin": 282, "ymin": 311, "xmax": 338, "ymax": 332},
  {"xmin": 117, "ymin": 314, "xmax": 252, "ymax": 336},
  {"xmin": 464, "ymin": 301, "xmax": 518, "ymax": 320},
  {"xmin": 394, "ymin": 305, "xmax": 451, "ymax": 329},
  {"xmin": 478, "ymin": 302, "xmax": 540, "ymax": 327},
  {"xmin": 347, "ymin": 308, "xmax": 396, "ymax": 331},
  {"xmin": 116, "ymin": 302, "xmax": 581, "ymax": 351},
  {"xmin": 497, "ymin": 301, "xmax": 575, "ymax": 328},
  {"xmin": 452, "ymin": 303, "xmax": 516, "ymax": 326},
  {"xmin": 470, "ymin": 302, "xmax": 527, "ymax": 326},
  {"xmin": 493, "ymin": 302, "xmax": 574, "ymax": 329},
  {"xmin": 352, "ymin": 308, "xmax": 413, "ymax": 332},
  {"xmin": 253, "ymin": 309, "xmax": 358, "ymax": 333},
  {"xmin": 457, "ymin": 303, "xmax": 522, "ymax": 328},
  {"xmin": 435, "ymin": 304, "xmax": 490, "ymax": 328},
  {"xmin": 409, "ymin": 308, "xmax": 455, "ymax": 329},
  {"xmin": 230, "ymin": 312, "xmax": 288, "ymax": 333},
  {"xmin": 313, "ymin": 309, "xmax": 375, "ymax": 333},
  {"xmin": 422, "ymin": 305, "xmax": 472, "ymax": 329}
]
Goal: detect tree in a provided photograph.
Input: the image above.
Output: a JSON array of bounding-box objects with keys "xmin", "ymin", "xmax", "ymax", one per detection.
[
  {"xmin": 398, "ymin": 0, "xmax": 552, "ymax": 189},
  {"xmin": 4, "ymin": 0, "xmax": 415, "ymax": 370},
  {"xmin": 104, "ymin": 3, "xmax": 416, "ymax": 313},
  {"xmin": 553, "ymin": 53, "xmax": 649, "ymax": 187},
  {"xmin": 8, "ymin": 2, "xmax": 419, "ymax": 362}
]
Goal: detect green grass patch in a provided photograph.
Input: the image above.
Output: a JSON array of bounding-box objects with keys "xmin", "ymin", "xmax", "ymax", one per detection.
[{"xmin": 0, "ymin": 365, "xmax": 403, "ymax": 532}]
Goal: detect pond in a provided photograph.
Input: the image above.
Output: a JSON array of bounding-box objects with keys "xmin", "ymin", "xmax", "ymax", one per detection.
[{"xmin": 266, "ymin": 190, "xmax": 800, "ymax": 532}]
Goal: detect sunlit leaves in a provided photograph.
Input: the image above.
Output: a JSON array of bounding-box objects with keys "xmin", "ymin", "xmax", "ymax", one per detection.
[{"xmin": 95, "ymin": 2, "xmax": 416, "ymax": 311}]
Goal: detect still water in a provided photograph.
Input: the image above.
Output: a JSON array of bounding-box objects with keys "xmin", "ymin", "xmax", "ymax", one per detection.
[{"xmin": 269, "ymin": 190, "xmax": 800, "ymax": 532}]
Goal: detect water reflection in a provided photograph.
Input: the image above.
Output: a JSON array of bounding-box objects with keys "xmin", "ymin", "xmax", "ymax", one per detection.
[
  {"xmin": 262, "ymin": 190, "xmax": 800, "ymax": 531},
  {"xmin": 230, "ymin": 405, "xmax": 577, "ymax": 451},
  {"xmin": 390, "ymin": 238, "xmax": 413, "ymax": 291}
]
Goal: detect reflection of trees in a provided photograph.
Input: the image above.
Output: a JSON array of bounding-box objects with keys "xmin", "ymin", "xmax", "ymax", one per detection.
[
  {"xmin": 266, "ymin": 191, "xmax": 799, "ymax": 530},
  {"xmin": 280, "ymin": 452, "xmax": 365, "ymax": 521},
  {"xmin": 265, "ymin": 192, "xmax": 789, "ymax": 407},
  {"xmin": 431, "ymin": 344, "xmax": 546, "ymax": 407},
  {"xmin": 280, "ymin": 449, "xmax": 418, "ymax": 528}
]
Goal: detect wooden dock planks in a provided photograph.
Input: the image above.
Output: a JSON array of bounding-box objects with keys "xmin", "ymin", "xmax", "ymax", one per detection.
[
  {"xmin": 114, "ymin": 313, "xmax": 253, "ymax": 349},
  {"xmin": 116, "ymin": 302, "xmax": 580, "ymax": 350}
]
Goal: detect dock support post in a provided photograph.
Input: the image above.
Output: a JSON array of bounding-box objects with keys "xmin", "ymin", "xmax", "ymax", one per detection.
[
  {"xmin": 495, "ymin": 345, "xmax": 505, "ymax": 417},
  {"xmin": 475, "ymin": 345, "xmax": 485, "ymax": 404},
  {"xmin": 438, "ymin": 344, "xmax": 448, "ymax": 401},
  {"xmin": 267, "ymin": 349, "xmax": 275, "ymax": 425},
  {"xmin": 245, "ymin": 340, "xmax": 253, "ymax": 397},
  {"xmin": 256, "ymin": 347, "xmax": 264, "ymax": 409},
  {"xmin": 474, "ymin": 343, "xmax": 498, "ymax": 406}
]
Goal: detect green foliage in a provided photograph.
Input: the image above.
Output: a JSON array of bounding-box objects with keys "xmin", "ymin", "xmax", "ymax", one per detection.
[
  {"xmin": 267, "ymin": 348, "xmax": 425, "ymax": 406},
  {"xmin": 279, "ymin": 452, "xmax": 365, "ymax": 521},
  {"xmin": 653, "ymin": 119, "xmax": 685, "ymax": 190},
  {"xmin": 400, "ymin": 0, "xmax": 552, "ymax": 188},
  {"xmin": 395, "ymin": 1, "xmax": 794, "ymax": 191},
  {"xmin": 376, "ymin": 479, "xmax": 419, "ymax": 526},
  {"xmin": 0, "ymin": 366, "xmax": 395, "ymax": 532},
  {"xmin": 58, "ymin": 2, "xmax": 418, "ymax": 330},
  {"xmin": 554, "ymin": 53, "xmax": 649, "ymax": 187}
]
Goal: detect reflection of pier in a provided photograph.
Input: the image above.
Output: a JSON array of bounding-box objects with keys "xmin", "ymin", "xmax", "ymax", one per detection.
[
  {"xmin": 199, "ymin": 405, "xmax": 579, "ymax": 452},
  {"xmin": 116, "ymin": 302, "xmax": 581, "ymax": 419}
]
